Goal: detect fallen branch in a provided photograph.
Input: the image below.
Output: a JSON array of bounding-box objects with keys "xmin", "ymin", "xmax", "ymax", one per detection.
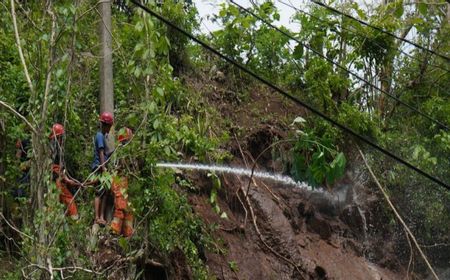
[
  {"xmin": 224, "ymin": 174, "xmax": 248, "ymax": 228},
  {"xmin": 23, "ymin": 263, "xmax": 104, "ymax": 279},
  {"xmin": 358, "ymin": 148, "xmax": 439, "ymax": 280},
  {"xmin": 233, "ymin": 135, "xmax": 285, "ymax": 226},
  {"xmin": 47, "ymin": 257, "xmax": 54, "ymax": 280},
  {"xmin": 419, "ymin": 243, "xmax": 450, "ymax": 248},
  {"xmin": 244, "ymin": 151, "xmax": 281, "ymax": 202},
  {"xmin": 404, "ymin": 227, "xmax": 414, "ymax": 280},
  {"xmin": 245, "ymin": 139, "xmax": 294, "ymax": 198}
]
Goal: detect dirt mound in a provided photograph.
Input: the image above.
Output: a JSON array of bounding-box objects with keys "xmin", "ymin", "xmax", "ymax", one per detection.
[{"xmin": 183, "ymin": 156, "xmax": 404, "ymax": 279}]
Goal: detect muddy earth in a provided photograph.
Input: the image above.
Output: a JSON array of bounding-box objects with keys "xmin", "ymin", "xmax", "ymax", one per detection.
[{"xmin": 184, "ymin": 157, "xmax": 404, "ymax": 280}]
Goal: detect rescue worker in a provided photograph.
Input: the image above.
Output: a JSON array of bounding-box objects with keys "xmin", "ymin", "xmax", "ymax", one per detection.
[
  {"xmin": 14, "ymin": 138, "xmax": 31, "ymax": 199},
  {"xmin": 50, "ymin": 123, "xmax": 81, "ymax": 220},
  {"xmin": 92, "ymin": 112, "xmax": 114, "ymax": 226},
  {"xmin": 110, "ymin": 127, "xmax": 134, "ymax": 237}
]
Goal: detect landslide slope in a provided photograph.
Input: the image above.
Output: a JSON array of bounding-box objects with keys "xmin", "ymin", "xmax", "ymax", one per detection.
[{"xmin": 178, "ymin": 71, "xmax": 408, "ymax": 279}]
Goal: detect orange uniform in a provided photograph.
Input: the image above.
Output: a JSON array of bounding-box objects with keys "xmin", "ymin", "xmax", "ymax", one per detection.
[
  {"xmin": 52, "ymin": 164, "xmax": 79, "ymax": 219},
  {"xmin": 110, "ymin": 176, "xmax": 133, "ymax": 237}
]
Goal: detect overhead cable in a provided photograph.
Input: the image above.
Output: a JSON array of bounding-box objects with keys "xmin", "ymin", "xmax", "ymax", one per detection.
[
  {"xmin": 310, "ymin": 0, "xmax": 450, "ymax": 62},
  {"xmin": 278, "ymin": 0, "xmax": 450, "ymax": 74},
  {"xmin": 229, "ymin": 0, "xmax": 449, "ymax": 131},
  {"xmin": 129, "ymin": 0, "xmax": 449, "ymax": 191}
]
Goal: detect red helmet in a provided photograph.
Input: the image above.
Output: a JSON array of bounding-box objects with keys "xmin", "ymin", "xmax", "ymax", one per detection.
[
  {"xmin": 100, "ymin": 112, "xmax": 114, "ymax": 125},
  {"xmin": 52, "ymin": 164, "xmax": 61, "ymax": 174},
  {"xmin": 118, "ymin": 127, "xmax": 133, "ymax": 144},
  {"xmin": 49, "ymin": 123, "xmax": 65, "ymax": 139}
]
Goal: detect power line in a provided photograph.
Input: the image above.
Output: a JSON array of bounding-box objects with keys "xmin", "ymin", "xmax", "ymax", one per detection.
[
  {"xmin": 229, "ymin": 0, "xmax": 449, "ymax": 131},
  {"xmin": 279, "ymin": 0, "xmax": 450, "ymax": 98},
  {"xmin": 310, "ymin": 0, "xmax": 450, "ymax": 62},
  {"xmin": 129, "ymin": 0, "xmax": 449, "ymax": 191},
  {"xmin": 278, "ymin": 0, "xmax": 450, "ymax": 74}
]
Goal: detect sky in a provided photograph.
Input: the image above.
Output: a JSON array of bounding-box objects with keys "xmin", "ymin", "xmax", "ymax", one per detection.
[
  {"xmin": 195, "ymin": 0, "xmax": 301, "ymax": 33},
  {"xmin": 194, "ymin": 0, "xmax": 381, "ymax": 34}
]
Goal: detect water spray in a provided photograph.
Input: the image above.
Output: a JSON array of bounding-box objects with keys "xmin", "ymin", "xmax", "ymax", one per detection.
[{"xmin": 156, "ymin": 162, "xmax": 320, "ymax": 193}]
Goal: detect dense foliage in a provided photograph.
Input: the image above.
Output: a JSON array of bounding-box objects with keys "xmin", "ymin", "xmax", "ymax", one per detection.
[{"xmin": 0, "ymin": 0, "xmax": 448, "ymax": 278}]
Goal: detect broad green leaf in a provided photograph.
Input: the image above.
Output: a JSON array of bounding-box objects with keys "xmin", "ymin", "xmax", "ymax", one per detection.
[
  {"xmin": 156, "ymin": 87, "xmax": 164, "ymax": 97},
  {"xmin": 134, "ymin": 42, "xmax": 144, "ymax": 52}
]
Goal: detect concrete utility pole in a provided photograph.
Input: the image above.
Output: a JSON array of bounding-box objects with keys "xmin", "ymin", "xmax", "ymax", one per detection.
[
  {"xmin": 99, "ymin": 0, "xmax": 115, "ymax": 156},
  {"xmin": 98, "ymin": 0, "xmax": 115, "ymax": 224},
  {"xmin": 99, "ymin": 0, "xmax": 114, "ymax": 115}
]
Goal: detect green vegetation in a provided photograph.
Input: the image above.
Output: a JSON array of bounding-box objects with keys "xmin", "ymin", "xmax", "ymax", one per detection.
[
  {"xmin": 290, "ymin": 118, "xmax": 347, "ymax": 188},
  {"xmin": 0, "ymin": 0, "xmax": 448, "ymax": 278}
]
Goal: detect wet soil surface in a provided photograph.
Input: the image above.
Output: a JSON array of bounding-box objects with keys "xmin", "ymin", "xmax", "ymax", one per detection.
[
  {"xmin": 186, "ymin": 164, "xmax": 405, "ymax": 280},
  {"xmin": 180, "ymin": 72, "xmax": 411, "ymax": 279}
]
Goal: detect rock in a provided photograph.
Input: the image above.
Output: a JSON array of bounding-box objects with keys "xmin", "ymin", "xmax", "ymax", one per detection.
[{"xmin": 307, "ymin": 214, "xmax": 332, "ymax": 240}]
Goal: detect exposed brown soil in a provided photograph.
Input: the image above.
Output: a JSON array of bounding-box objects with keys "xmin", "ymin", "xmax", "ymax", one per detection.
[
  {"xmin": 179, "ymin": 71, "xmax": 410, "ymax": 279},
  {"xmin": 183, "ymin": 157, "xmax": 404, "ymax": 279}
]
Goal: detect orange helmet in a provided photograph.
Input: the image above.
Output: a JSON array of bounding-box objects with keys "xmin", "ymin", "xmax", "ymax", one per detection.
[
  {"xmin": 118, "ymin": 127, "xmax": 132, "ymax": 144},
  {"xmin": 100, "ymin": 112, "xmax": 114, "ymax": 125},
  {"xmin": 49, "ymin": 123, "xmax": 65, "ymax": 139}
]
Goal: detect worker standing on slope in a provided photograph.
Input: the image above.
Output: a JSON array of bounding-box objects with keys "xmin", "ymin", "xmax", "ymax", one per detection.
[
  {"xmin": 50, "ymin": 123, "xmax": 81, "ymax": 220},
  {"xmin": 92, "ymin": 112, "xmax": 114, "ymax": 226},
  {"xmin": 110, "ymin": 127, "xmax": 134, "ymax": 237}
]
